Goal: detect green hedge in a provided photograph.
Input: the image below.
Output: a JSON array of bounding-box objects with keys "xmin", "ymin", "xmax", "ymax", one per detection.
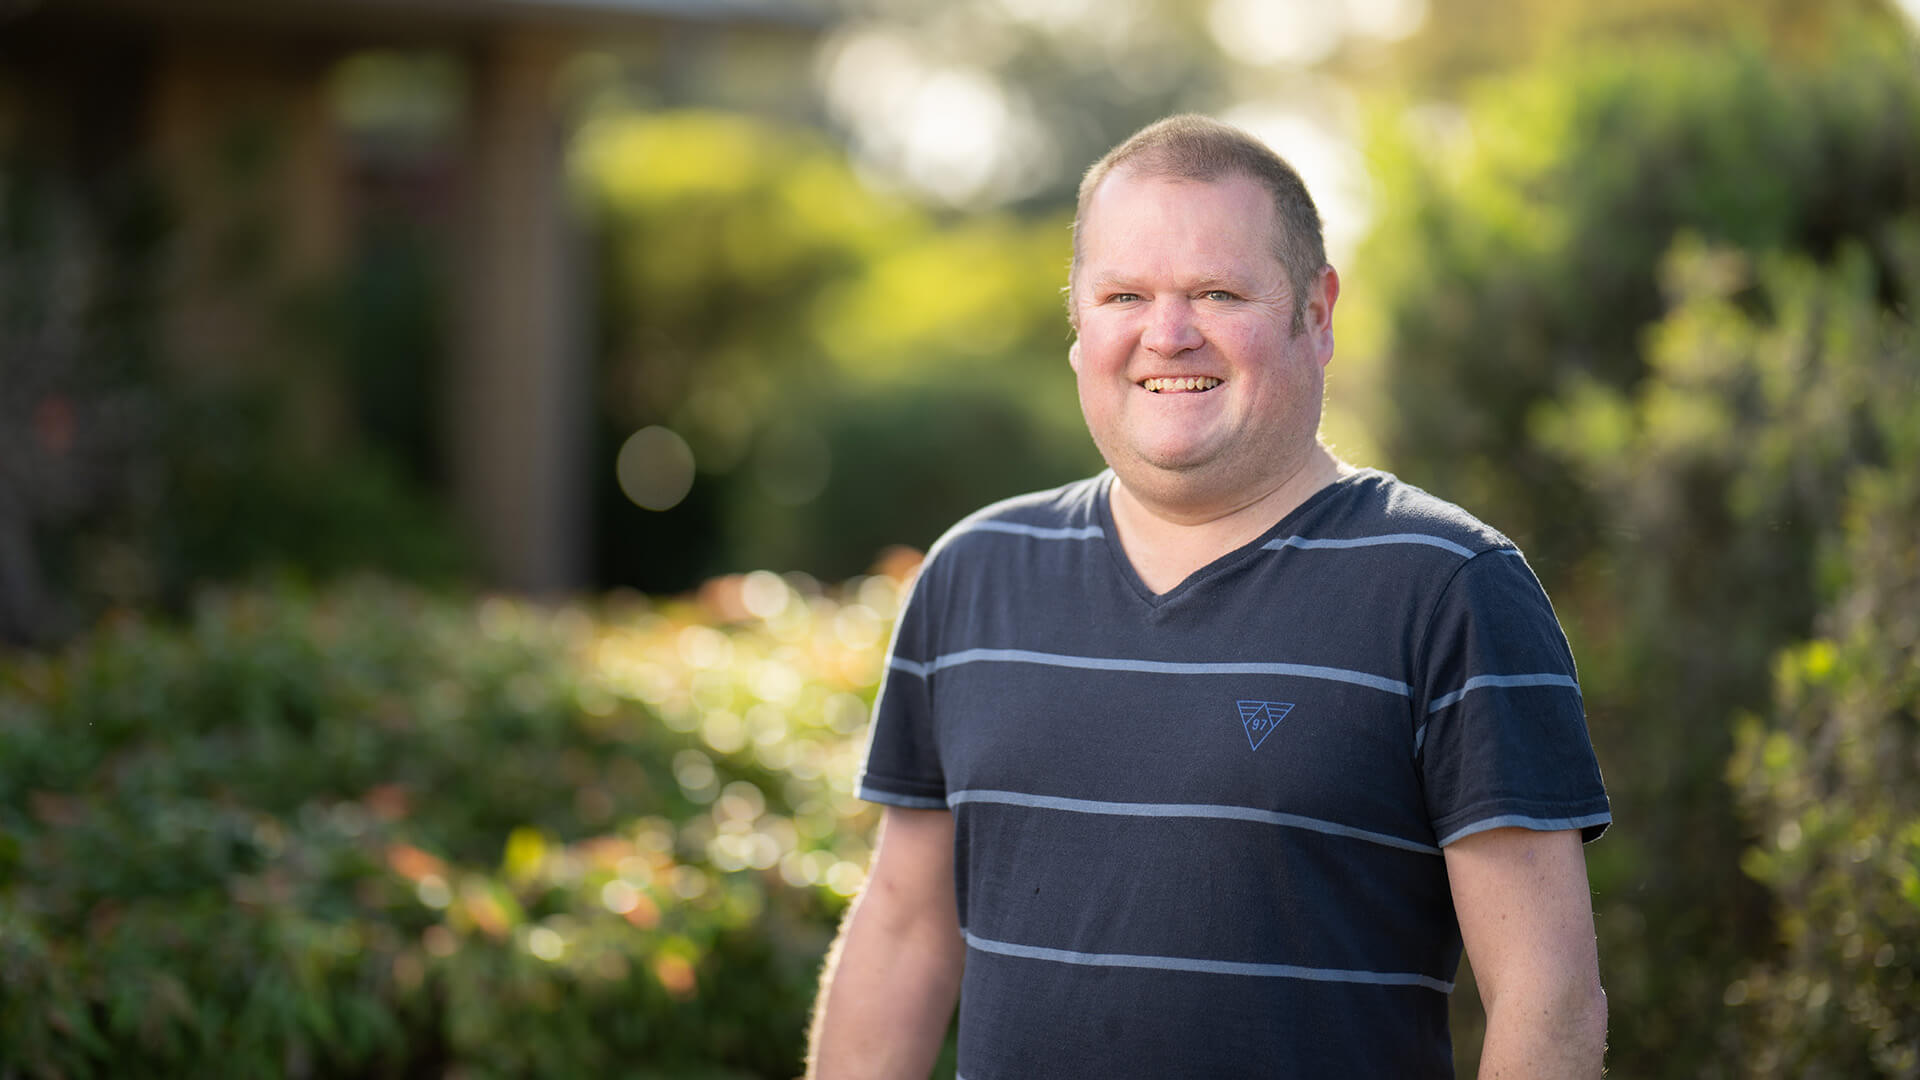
[
  {"xmin": 0, "ymin": 572, "xmax": 904, "ymax": 1077},
  {"xmin": 1360, "ymin": 29, "xmax": 1920, "ymax": 1077}
]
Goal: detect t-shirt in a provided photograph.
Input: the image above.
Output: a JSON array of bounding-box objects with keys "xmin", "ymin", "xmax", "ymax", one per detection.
[{"xmin": 857, "ymin": 469, "xmax": 1611, "ymax": 1078}]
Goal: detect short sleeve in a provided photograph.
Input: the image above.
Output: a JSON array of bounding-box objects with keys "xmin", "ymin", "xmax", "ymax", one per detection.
[
  {"xmin": 1417, "ymin": 549, "xmax": 1610, "ymax": 847},
  {"xmin": 855, "ymin": 562, "xmax": 948, "ymax": 809}
]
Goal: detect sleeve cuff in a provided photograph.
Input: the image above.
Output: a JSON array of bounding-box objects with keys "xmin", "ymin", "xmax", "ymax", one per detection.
[
  {"xmin": 1436, "ymin": 809, "xmax": 1612, "ymax": 847},
  {"xmin": 856, "ymin": 779, "xmax": 949, "ymax": 810}
]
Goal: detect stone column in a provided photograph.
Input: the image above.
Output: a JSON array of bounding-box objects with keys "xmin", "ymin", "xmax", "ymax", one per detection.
[{"xmin": 452, "ymin": 31, "xmax": 587, "ymax": 594}]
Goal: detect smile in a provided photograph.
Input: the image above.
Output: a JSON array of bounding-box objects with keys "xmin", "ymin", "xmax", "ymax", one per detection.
[{"xmin": 1141, "ymin": 376, "xmax": 1222, "ymax": 393}]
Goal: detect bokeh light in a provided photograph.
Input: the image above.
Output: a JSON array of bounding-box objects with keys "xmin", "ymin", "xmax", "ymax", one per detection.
[
  {"xmin": 818, "ymin": 26, "xmax": 1055, "ymax": 207},
  {"xmin": 616, "ymin": 425, "xmax": 696, "ymax": 511},
  {"xmin": 1218, "ymin": 101, "xmax": 1372, "ymax": 266},
  {"xmin": 741, "ymin": 569, "xmax": 792, "ymax": 619},
  {"xmin": 527, "ymin": 925, "xmax": 565, "ymax": 961},
  {"xmin": 1209, "ymin": 0, "xmax": 1347, "ymax": 67}
]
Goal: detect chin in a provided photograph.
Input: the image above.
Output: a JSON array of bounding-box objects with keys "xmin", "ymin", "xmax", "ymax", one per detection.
[
  {"xmin": 1114, "ymin": 456, "xmax": 1217, "ymax": 494},
  {"xmin": 1133, "ymin": 446, "xmax": 1219, "ymax": 473}
]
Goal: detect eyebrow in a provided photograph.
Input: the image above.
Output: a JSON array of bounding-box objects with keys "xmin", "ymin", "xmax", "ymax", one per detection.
[
  {"xmin": 1085, "ymin": 271, "xmax": 1253, "ymax": 292},
  {"xmin": 1189, "ymin": 276, "xmax": 1244, "ymax": 291}
]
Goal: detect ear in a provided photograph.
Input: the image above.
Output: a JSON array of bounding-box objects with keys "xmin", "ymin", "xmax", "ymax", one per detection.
[
  {"xmin": 1068, "ymin": 339, "xmax": 1083, "ymax": 373},
  {"xmin": 1307, "ymin": 265, "xmax": 1340, "ymax": 365}
]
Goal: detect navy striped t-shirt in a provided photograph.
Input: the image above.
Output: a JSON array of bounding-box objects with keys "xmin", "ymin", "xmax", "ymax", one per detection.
[{"xmin": 857, "ymin": 469, "xmax": 1610, "ymax": 1078}]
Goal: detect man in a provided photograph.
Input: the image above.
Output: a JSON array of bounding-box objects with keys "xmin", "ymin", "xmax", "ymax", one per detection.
[{"xmin": 808, "ymin": 115, "xmax": 1610, "ymax": 1078}]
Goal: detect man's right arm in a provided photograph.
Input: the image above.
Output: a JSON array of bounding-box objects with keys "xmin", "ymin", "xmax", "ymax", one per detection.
[{"xmin": 807, "ymin": 805, "xmax": 965, "ymax": 1080}]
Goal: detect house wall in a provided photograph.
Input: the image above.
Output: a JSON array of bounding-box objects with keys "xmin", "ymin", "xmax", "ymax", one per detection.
[
  {"xmin": 148, "ymin": 31, "xmax": 353, "ymax": 460},
  {"xmin": 4, "ymin": 12, "xmax": 593, "ymax": 593},
  {"xmin": 3, "ymin": 2, "xmax": 823, "ymax": 601}
]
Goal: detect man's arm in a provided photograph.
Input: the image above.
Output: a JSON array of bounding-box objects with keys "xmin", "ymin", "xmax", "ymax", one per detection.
[
  {"xmin": 807, "ymin": 806, "xmax": 965, "ymax": 1080},
  {"xmin": 1444, "ymin": 826, "xmax": 1607, "ymax": 1079}
]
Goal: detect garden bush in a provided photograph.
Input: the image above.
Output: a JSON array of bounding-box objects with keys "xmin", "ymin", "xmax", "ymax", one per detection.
[
  {"xmin": 1359, "ymin": 28, "xmax": 1920, "ymax": 1076},
  {"xmin": 0, "ymin": 568, "xmax": 911, "ymax": 1077}
]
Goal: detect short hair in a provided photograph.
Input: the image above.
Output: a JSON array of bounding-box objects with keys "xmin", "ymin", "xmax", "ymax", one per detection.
[{"xmin": 1068, "ymin": 114, "xmax": 1326, "ymax": 334}]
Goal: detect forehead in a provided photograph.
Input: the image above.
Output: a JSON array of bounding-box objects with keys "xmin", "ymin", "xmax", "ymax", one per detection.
[{"xmin": 1078, "ymin": 168, "xmax": 1283, "ymax": 281}]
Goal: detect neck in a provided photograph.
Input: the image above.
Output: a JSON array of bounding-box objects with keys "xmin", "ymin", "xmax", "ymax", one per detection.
[{"xmin": 1109, "ymin": 445, "xmax": 1352, "ymax": 594}]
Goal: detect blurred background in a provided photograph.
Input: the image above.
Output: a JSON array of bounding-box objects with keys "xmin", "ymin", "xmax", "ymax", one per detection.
[{"xmin": 3, "ymin": 0, "xmax": 1918, "ymax": 1075}]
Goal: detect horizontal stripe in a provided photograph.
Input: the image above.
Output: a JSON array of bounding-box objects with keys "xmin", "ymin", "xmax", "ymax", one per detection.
[
  {"xmin": 1426, "ymin": 673, "xmax": 1580, "ymax": 713},
  {"xmin": 963, "ymin": 521, "xmax": 1105, "ymax": 541},
  {"xmin": 1437, "ymin": 811, "xmax": 1613, "ymax": 847},
  {"xmin": 963, "ymin": 931, "xmax": 1454, "ymax": 993},
  {"xmin": 1264, "ymin": 532, "xmax": 1478, "ymax": 558},
  {"xmin": 857, "ymin": 784, "xmax": 947, "ymax": 810},
  {"xmin": 948, "ymin": 789, "xmax": 1439, "ymax": 856},
  {"xmin": 892, "ymin": 648, "xmax": 1411, "ymax": 697}
]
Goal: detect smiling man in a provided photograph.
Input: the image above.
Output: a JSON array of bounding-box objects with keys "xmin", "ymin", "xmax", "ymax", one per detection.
[{"xmin": 808, "ymin": 115, "xmax": 1611, "ymax": 1079}]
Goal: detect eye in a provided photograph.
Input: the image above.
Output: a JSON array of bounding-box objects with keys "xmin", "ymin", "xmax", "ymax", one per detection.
[
  {"xmin": 1104, "ymin": 292, "xmax": 1141, "ymax": 304},
  {"xmin": 1201, "ymin": 290, "xmax": 1237, "ymax": 302}
]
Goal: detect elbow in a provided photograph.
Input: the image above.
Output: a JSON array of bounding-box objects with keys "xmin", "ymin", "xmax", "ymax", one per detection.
[
  {"xmin": 1567, "ymin": 977, "xmax": 1609, "ymax": 1070},
  {"xmin": 1488, "ymin": 972, "xmax": 1609, "ymax": 1072},
  {"xmin": 1586, "ymin": 982, "xmax": 1610, "ymax": 1063}
]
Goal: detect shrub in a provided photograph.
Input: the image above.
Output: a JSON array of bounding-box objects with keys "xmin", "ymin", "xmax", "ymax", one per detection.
[
  {"xmin": 0, "ymin": 570, "xmax": 908, "ymax": 1077},
  {"xmin": 1716, "ymin": 232, "xmax": 1920, "ymax": 1078},
  {"xmin": 1360, "ymin": 30, "xmax": 1920, "ymax": 1076}
]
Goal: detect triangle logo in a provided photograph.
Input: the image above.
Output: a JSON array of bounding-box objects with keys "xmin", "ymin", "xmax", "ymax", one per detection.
[{"xmin": 1237, "ymin": 700, "xmax": 1295, "ymax": 751}]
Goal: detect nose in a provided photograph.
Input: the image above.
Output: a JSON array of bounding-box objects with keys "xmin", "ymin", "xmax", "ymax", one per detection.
[{"xmin": 1141, "ymin": 297, "xmax": 1203, "ymax": 357}]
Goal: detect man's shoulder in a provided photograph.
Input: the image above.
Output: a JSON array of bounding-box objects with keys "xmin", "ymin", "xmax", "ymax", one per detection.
[
  {"xmin": 1313, "ymin": 468, "xmax": 1518, "ymax": 560},
  {"xmin": 925, "ymin": 473, "xmax": 1110, "ymax": 559}
]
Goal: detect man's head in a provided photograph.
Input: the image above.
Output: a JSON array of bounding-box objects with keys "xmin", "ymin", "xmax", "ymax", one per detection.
[
  {"xmin": 1064, "ymin": 115, "xmax": 1341, "ymax": 521},
  {"xmin": 1068, "ymin": 115, "xmax": 1325, "ymax": 335}
]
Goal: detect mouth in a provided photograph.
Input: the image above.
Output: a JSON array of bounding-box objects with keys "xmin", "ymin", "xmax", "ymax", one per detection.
[{"xmin": 1140, "ymin": 376, "xmax": 1222, "ymax": 394}]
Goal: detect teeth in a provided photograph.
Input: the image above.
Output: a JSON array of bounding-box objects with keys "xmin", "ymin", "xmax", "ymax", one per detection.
[{"xmin": 1142, "ymin": 376, "xmax": 1222, "ymax": 393}]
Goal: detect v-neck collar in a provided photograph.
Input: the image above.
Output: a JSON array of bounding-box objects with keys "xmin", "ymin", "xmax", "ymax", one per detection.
[{"xmin": 1093, "ymin": 468, "xmax": 1376, "ymax": 610}]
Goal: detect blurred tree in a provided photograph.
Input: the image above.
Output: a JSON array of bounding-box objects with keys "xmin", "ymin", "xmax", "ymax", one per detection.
[
  {"xmin": 575, "ymin": 109, "xmax": 1098, "ymax": 589},
  {"xmin": 1543, "ymin": 230, "xmax": 1920, "ymax": 1076},
  {"xmin": 804, "ymin": 0, "xmax": 1907, "ymax": 214},
  {"xmin": 569, "ymin": 0, "xmax": 1916, "ymax": 596},
  {"xmin": 1358, "ymin": 27, "xmax": 1920, "ymax": 1078},
  {"xmin": 1364, "ymin": 0, "xmax": 1898, "ymax": 97},
  {"xmin": 812, "ymin": 0, "xmax": 1239, "ymax": 210},
  {"xmin": 725, "ymin": 377, "xmax": 1094, "ymax": 576},
  {"xmin": 1707, "ymin": 231, "xmax": 1919, "ymax": 1077},
  {"xmin": 1364, "ymin": 27, "xmax": 1919, "ymax": 567}
]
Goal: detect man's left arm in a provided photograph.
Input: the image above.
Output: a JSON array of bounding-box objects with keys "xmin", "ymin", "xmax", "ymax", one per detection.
[{"xmin": 1444, "ymin": 826, "xmax": 1607, "ymax": 1079}]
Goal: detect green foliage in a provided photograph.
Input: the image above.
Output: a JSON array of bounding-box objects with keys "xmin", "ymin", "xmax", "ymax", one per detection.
[
  {"xmin": 1373, "ymin": 0, "xmax": 1898, "ymax": 99},
  {"xmin": 0, "ymin": 572, "xmax": 905, "ymax": 1076},
  {"xmin": 1361, "ymin": 30, "xmax": 1920, "ymax": 1078},
  {"xmin": 157, "ymin": 385, "xmax": 469, "ymax": 597},
  {"xmin": 1720, "ymin": 232, "xmax": 1920, "ymax": 1077},
  {"xmin": 1364, "ymin": 29, "xmax": 1920, "ymax": 564},
  {"xmin": 727, "ymin": 378, "xmax": 1096, "ymax": 577},
  {"xmin": 576, "ymin": 110, "xmax": 1097, "ymax": 590},
  {"xmin": 1546, "ymin": 231, "xmax": 1920, "ymax": 1075}
]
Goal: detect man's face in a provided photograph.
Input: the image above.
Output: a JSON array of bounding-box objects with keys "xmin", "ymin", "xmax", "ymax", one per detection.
[{"xmin": 1068, "ymin": 168, "xmax": 1335, "ymax": 513}]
